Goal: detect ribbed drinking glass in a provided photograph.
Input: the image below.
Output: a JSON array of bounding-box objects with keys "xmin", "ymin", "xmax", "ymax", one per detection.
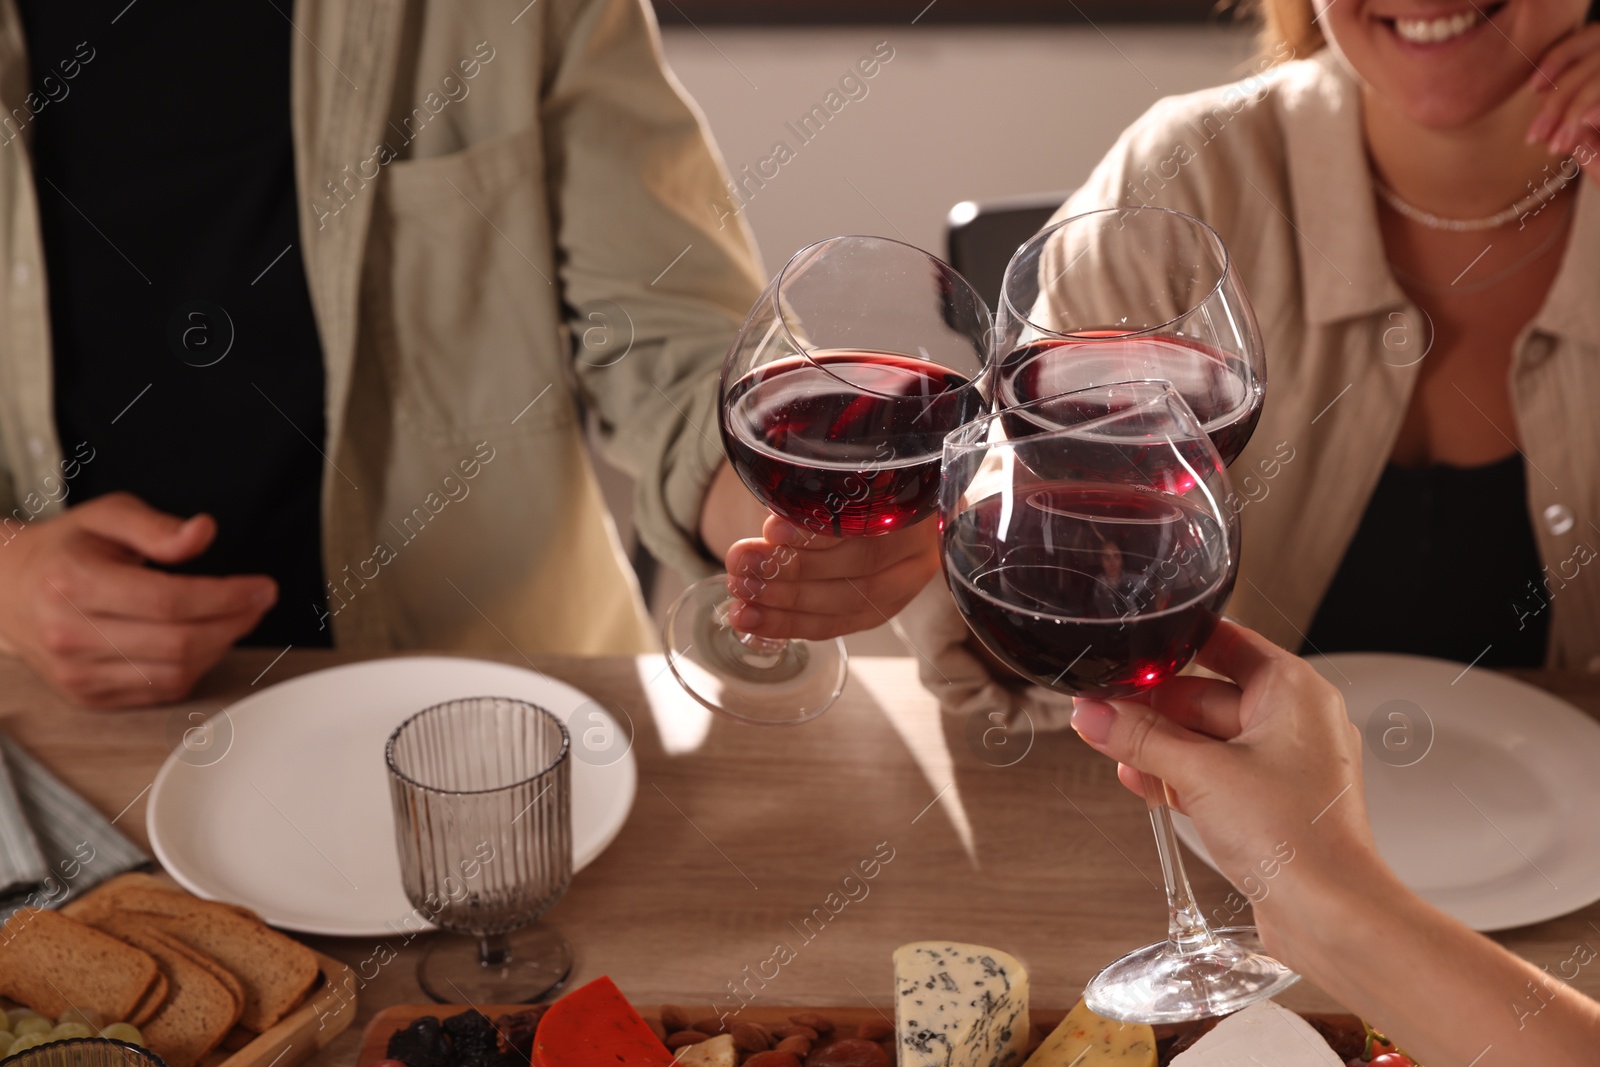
[{"xmin": 386, "ymin": 696, "xmax": 572, "ymax": 1003}]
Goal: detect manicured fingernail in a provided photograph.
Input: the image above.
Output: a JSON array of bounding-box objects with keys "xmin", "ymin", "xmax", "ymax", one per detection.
[
  {"xmin": 1528, "ymin": 113, "xmax": 1553, "ymax": 143},
  {"xmin": 731, "ymin": 602, "xmax": 763, "ymax": 629},
  {"xmin": 254, "ymin": 585, "xmax": 277, "ymax": 608},
  {"xmin": 1071, "ymin": 700, "xmax": 1116, "ymax": 745}
]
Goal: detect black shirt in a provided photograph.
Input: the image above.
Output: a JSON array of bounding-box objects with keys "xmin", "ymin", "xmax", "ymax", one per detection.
[
  {"xmin": 18, "ymin": 2, "xmax": 331, "ymax": 647},
  {"xmin": 1303, "ymin": 454, "xmax": 1551, "ymax": 667}
]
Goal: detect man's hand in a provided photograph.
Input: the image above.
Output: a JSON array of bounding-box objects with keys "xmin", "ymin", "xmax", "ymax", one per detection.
[
  {"xmin": 0, "ymin": 492, "xmax": 277, "ymax": 708},
  {"xmin": 698, "ymin": 460, "xmax": 942, "ymax": 640},
  {"xmin": 723, "ymin": 513, "xmax": 941, "ymax": 640}
]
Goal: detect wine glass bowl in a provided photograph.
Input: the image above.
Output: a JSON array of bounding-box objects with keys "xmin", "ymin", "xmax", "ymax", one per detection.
[
  {"xmin": 996, "ymin": 207, "xmax": 1266, "ymax": 466},
  {"xmin": 941, "ymin": 381, "xmax": 1237, "ymax": 699},
  {"xmin": 666, "ymin": 235, "xmax": 992, "ymax": 725},
  {"xmin": 386, "ymin": 696, "xmax": 573, "ymax": 1003},
  {"xmin": 939, "ymin": 381, "xmax": 1298, "ymax": 1022},
  {"xmin": 720, "ymin": 235, "xmax": 991, "ymax": 536}
]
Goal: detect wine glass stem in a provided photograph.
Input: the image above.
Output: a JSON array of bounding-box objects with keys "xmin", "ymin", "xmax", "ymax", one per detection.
[
  {"xmin": 479, "ymin": 932, "xmax": 512, "ymax": 968},
  {"xmin": 1140, "ymin": 771, "xmax": 1219, "ymax": 956}
]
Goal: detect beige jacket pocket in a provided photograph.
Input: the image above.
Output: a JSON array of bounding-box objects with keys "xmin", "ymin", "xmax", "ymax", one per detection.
[{"xmin": 368, "ymin": 126, "xmax": 571, "ymax": 440}]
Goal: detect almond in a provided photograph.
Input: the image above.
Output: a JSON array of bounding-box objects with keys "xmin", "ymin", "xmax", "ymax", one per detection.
[
  {"xmin": 789, "ymin": 1013, "xmax": 835, "ymax": 1036},
  {"xmin": 665, "ymin": 1030, "xmax": 709, "ymax": 1049},
  {"xmin": 731, "ymin": 1022, "xmax": 771, "ymax": 1053},
  {"xmin": 744, "ymin": 1054, "xmax": 802, "ymax": 1067},
  {"xmin": 775, "ymin": 1035, "xmax": 812, "ymax": 1057}
]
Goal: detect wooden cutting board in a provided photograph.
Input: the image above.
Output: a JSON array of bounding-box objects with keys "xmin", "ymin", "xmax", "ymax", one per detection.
[{"xmin": 357, "ymin": 1002, "xmax": 1369, "ymax": 1066}]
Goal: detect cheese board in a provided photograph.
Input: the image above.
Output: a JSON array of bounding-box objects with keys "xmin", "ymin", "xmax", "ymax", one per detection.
[{"xmin": 356, "ymin": 1002, "xmax": 1369, "ymax": 1067}]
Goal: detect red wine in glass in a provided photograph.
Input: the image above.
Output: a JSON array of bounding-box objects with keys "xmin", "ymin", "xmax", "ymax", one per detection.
[
  {"xmin": 999, "ymin": 333, "xmax": 1263, "ymax": 466},
  {"xmin": 942, "ymin": 481, "xmax": 1234, "ymax": 698},
  {"xmin": 721, "ymin": 349, "xmax": 981, "ymax": 537}
]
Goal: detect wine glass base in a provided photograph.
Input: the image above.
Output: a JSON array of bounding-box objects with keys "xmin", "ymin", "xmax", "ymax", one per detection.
[
  {"xmin": 664, "ymin": 576, "xmax": 847, "ymax": 726},
  {"xmin": 418, "ymin": 925, "xmax": 574, "ymax": 1004},
  {"xmin": 1083, "ymin": 926, "xmax": 1299, "ymax": 1024}
]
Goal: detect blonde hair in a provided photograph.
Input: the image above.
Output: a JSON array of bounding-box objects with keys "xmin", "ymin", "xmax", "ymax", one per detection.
[{"xmin": 1244, "ymin": 0, "xmax": 1325, "ymax": 62}]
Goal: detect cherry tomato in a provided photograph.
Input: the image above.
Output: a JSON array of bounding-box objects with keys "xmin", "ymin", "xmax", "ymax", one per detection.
[{"xmin": 1370, "ymin": 1054, "xmax": 1416, "ymax": 1067}]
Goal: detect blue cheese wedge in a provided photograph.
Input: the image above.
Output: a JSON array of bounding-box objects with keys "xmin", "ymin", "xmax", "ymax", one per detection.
[
  {"xmin": 894, "ymin": 941, "xmax": 1029, "ymax": 1067},
  {"xmin": 1171, "ymin": 1000, "xmax": 1343, "ymax": 1065}
]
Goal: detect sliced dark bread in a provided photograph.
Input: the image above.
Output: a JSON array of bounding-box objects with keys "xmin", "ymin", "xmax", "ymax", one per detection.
[
  {"xmin": 86, "ymin": 913, "xmax": 245, "ymax": 1019},
  {"xmin": 0, "ymin": 908, "xmax": 157, "ymax": 1020},
  {"xmin": 129, "ymin": 969, "xmax": 169, "ymax": 1027},
  {"xmin": 101, "ymin": 886, "xmax": 318, "ymax": 1031},
  {"xmin": 115, "ymin": 926, "xmax": 239, "ymax": 1067}
]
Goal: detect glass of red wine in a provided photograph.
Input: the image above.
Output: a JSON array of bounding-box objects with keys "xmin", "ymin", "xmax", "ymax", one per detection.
[
  {"xmin": 995, "ymin": 207, "xmax": 1265, "ymax": 466},
  {"xmin": 940, "ymin": 380, "xmax": 1298, "ymax": 1022},
  {"xmin": 664, "ymin": 235, "xmax": 991, "ymax": 726}
]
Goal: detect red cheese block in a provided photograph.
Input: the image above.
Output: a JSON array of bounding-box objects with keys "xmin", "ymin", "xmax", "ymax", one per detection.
[{"xmin": 534, "ymin": 976, "xmax": 675, "ymax": 1066}]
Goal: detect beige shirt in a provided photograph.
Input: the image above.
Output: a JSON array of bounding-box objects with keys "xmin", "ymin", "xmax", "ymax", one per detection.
[
  {"xmin": 903, "ymin": 49, "xmax": 1600, "ymax": 726},
  {"xmin": 0, "ymin": 0, "xmax": 763, "ymax": 655}
]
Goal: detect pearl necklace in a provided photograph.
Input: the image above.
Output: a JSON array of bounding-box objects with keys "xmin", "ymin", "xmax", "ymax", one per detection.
[{"xmin": 1373, "ymin": 172, "xmax": 1576, "ymax": 233}]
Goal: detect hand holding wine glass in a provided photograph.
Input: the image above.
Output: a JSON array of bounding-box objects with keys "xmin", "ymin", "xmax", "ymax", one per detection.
[
  {"xmin": 1067, "ymin": 620, "xmax": 1381, "ymax": 943},
  {"xmin": 722, "ymin": 512, "xmax": 942, "ymax": 641},
  {"xmin": 665, "ymin": 235, "xmax": 990, "ymax": 726}
]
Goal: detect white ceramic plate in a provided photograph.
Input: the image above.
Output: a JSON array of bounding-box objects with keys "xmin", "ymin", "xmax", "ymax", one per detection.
[
  {"xmin": 1174, "ymin": 653, "xmax": 1600, "ymax": 932},
  {"xmin": 147, "ymin": 657, "xmax": 637, "ymax": 936}
]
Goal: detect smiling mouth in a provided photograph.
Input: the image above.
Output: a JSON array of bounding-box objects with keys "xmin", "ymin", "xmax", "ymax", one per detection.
[{"xmin": 1380, "ymin": 2, "xmax": 1506, "ymax": 45}]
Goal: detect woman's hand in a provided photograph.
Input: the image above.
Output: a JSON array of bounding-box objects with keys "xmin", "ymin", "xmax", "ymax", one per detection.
[
  {"xmin": 723, "ymin": 513, "xmax": 941, "ymax": 640},
  {"xmin": 1067, "ymin": 621, "xmax": 1387, "ymax": 947},
  {"xmin": 1072, "ymin": 622, "xmax": 1600, "ymax": 1067},
  {"xmin": 1528, "ymin": 23, "xmax": 1600, "ymax": 180}
]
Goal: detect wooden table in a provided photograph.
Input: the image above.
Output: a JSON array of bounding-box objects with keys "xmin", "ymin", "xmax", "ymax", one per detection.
[{"xmin": 2, "ymin": 650, "xmax": 1598, "ymax": 1066}]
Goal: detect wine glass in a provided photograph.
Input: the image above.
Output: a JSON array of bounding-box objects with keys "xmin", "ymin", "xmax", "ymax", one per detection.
[
  {"xmin": 995, "ymin": 206, "xmax": 1266, "ymax": 466},
  {"xmin": 664, "ymin": 235, "xmax": 991, "ymax": 726},
  {"xmin": 939, "ymin": 381, "xmax": 1298, "ymax": 1022},
  {"xmin": 386, "ymin": 696, "xmax": 572, "ymax": 1003}
]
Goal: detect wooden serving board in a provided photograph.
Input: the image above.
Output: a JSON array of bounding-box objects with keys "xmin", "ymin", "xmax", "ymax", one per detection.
[
  {"xmin": 357, "ymin": 1003, "xmax": 1368, "ymax": 1066},
  {"xmin": 210, "ymin": 951, "xmax": 356, "ymax": 1067}
]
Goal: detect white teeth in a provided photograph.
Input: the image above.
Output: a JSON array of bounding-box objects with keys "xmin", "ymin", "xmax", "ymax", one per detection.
[{"xmin": 1393, "ymin": 9, "xmax": 1482, "ymax": 43}]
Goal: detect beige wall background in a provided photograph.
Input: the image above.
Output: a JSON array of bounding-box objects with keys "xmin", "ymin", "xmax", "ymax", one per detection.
[
  {"xmin": 660, "ymin": 22, "xmax": 1257, "ymax": 267},
  {"xmin": 612, "ymin": 22, "xmax": 1258, "ymax": 649}
]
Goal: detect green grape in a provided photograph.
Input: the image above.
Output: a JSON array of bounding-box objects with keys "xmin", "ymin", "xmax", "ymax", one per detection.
[
  {"xmin": 55, "ymin": 1009, "xmax": 102, "ymax": 1032},
  {"xmin": 47, "ymin": 1024, "xmax": 94, "ymax": 1042},
  {"xmin": 0, "ymin": 1032, "xmax": 17, "ymax": 1057},
  {"xmin": 11, "ymin": 1017, "xmax": 51, "ymax": 1038},
  {"xmin": 98, "ymin": 1025, "xmax": 143, "ymax": 1046},
  {"xmin": 6, "ymin": 1033, "xmax": 50, "ymax": 1056}
]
